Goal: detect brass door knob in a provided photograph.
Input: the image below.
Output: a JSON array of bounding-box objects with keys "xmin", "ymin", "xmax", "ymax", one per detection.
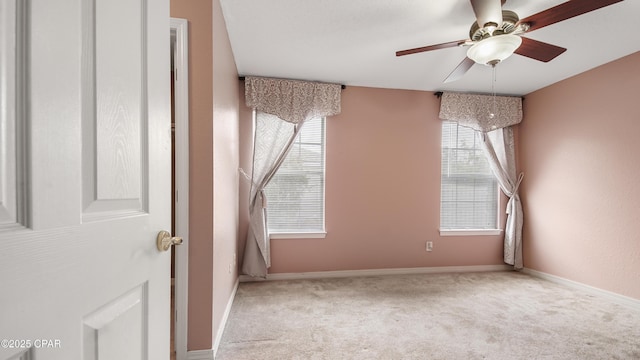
[{"xmin": 157, "ymin": 230, "xmax": 183, "ymax": 252}]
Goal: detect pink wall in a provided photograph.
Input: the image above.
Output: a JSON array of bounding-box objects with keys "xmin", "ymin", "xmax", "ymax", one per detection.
[
  {"xmin": 170, "ymin": 0, "xmax": 214, "ymax": 350},
  {"xmin": 519, "ymin": 51, "xmax": 640, "ymax": 300},
  {"xmin": 170, "ymin": 0, "xmax": 240, "ymax": 350},
  {"xmin": 211, "ymin": 0, "xmax": 240, "ymax": 347},
  {"xmin": 239, "ymin": 86, "xmax": 505, "ymax": 273}
]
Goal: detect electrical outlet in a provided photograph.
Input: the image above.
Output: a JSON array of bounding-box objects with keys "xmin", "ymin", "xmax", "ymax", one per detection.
[{"xmin": 426, "ymin": 241, "xmax": 433, "ymax": 252}]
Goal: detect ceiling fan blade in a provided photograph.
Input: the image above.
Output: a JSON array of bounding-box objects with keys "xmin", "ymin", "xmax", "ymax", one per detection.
[
  {"xmin": 514, "ymin": 37, "xmax": 566, "ymax": 62},
  {"xmin": 470, "ymin": 0, "xmax": 504, "ymax": 28},
  {"xmin": 396, "ymin": 40, "xmax": 466, "ymax": 57},
  {"xmin": 443, "ymin": 57, "xmax": 476, "ymax": 83},
  {"xmin": 519, "ymin": 0, "xmax": 623, "ymax": 33}
]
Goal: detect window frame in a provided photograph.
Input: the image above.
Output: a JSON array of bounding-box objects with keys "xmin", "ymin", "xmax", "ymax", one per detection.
[
  {"xmin": 439, "ymin": 121, "xmax": 502, "ymax": 236},
  {"xmin": 261, "ymin": 114, "xmax": 327, "ymax": 239}
]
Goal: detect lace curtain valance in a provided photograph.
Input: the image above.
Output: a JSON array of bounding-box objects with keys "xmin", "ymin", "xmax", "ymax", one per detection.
[
  {"xmin": 245, "ymin": 76, "xmax": 342, "ymax": 124},
  {"xmin": 439, "ymin": 92, "xmax": 522, "ymax": 132}
]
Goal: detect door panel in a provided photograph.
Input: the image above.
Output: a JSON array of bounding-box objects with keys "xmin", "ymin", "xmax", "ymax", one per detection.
[
  {"xmin": 82, "ymin": 0, "xmax": 148, "ymax": 220},
  {"xmin": 82, "ymin": 284, "xmax": 148, "ymax": 360},
  {"xmin": 0, "ymin": 0, "xmax": 171, "ymax": 358},
  {"xmin": 94, "ymin": 0, "xmax": 143, "ymax": 201},
  {"xmin": 0, "ymin": 0, "xmax": 27, "ymax": 230}
]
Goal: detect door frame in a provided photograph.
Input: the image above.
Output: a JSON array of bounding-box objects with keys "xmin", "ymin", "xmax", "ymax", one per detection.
[{"xmin": 171, "ymin": 17, "xmax": 189, "ymax": 360}]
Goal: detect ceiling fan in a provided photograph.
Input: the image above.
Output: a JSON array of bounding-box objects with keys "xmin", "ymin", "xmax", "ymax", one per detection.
[{"xmin": 396, "ymin": 0, "xmax": 624, "ymax": 83}]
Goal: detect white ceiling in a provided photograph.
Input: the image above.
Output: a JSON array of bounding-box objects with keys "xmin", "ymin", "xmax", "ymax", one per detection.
[{"xmin": 219, "ymin": 0, "xmax": 640, "ymax": 96}]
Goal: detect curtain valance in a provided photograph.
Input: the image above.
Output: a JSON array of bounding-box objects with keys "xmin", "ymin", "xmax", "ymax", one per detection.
[
  {"xmin": 245, "ymin": 76, "xmax": 342, "ymax": 124},
  {"xmin": 439, "ymin": 91, "xmax": 522, "ymax": 132}
]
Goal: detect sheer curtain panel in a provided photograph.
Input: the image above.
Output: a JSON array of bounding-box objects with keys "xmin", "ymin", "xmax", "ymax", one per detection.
[
  {"xmin": 439, "ymin": 91, "xmax": 524, "ymax": 269},
  {"xmin": 480, "ymin": 128, "xmax": 524, "ymax": 269},
  {"xmin": 242, "ymin": 76, "xmax": 341, "ymax": 277}
]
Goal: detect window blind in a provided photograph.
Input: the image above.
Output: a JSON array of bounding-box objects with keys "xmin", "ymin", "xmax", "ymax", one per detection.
[
  {"xmin": 440, "ymin": 121, "xmax": 498, "ymax": 229},
  {"xmin": 264, "ymin": 117, "xmax": 325, "ymax": 233}
]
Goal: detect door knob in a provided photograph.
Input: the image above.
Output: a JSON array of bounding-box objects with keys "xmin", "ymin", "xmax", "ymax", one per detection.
[{"xmin": 157, "ymin": 230, "xmax": 183, "ymax": 251}]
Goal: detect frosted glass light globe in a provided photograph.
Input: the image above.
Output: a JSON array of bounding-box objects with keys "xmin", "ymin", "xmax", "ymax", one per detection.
[{"xmin": 467, "ymin": 34, "xmax": 523, "ymax": 65}]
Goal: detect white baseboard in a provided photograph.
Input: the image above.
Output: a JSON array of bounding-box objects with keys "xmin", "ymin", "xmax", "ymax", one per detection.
[
  {"xmin": 212, "ymin": 278, "xmax": 240, "ymax": 359},
  {"xmin": 522, "ymin": 268, "xmax": 640, "ymax": 311},
  {"xmin": 239, "ymin": 264, "xmax": 512, "ymax": 282},
  {"xmin": 187, "ymin": 349, "xmax": 213, "ymax": 360}
]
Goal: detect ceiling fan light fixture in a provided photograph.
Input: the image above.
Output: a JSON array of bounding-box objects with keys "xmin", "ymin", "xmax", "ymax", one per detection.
[{"xmin": 467, "ymin": 34, "xmax": 522, "ymax": 65}]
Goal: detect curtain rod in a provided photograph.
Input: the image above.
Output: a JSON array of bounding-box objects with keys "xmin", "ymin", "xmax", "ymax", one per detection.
[
  {"xmin": 238, "ymin": 76, "xmax": 346, "ymax": 90},
  {"xmin": 434, "ymin": 91, "xmax": 524, "ymax": 100}
]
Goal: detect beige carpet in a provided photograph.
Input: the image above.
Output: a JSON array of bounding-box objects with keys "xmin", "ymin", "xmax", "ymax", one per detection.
[{"xmin": 216, "ymin": 271, "xmax": 640, "ymax": 359}]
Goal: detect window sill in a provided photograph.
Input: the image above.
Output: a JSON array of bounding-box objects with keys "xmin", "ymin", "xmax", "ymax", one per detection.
[
  {"xmin": 270, "ymin": 232, "xmax": 327, "ymax": 239},
  {"xmin": 439, "ymin": 229, "xmax": 503, "ymax": 236}
]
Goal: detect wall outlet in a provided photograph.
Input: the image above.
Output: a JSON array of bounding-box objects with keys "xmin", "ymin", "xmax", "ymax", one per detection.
[{"xmin": 426, "ymin": 241, "xmax": 433, "ymax": 252}]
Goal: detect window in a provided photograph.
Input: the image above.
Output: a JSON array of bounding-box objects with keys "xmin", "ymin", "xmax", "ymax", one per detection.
[
  {"xmin": 264, "ymin": 117, "xmax": 325, "ymax": 235},
  {"xmin": 440, "ymin": 121, "xmax": 498, "ymax": 232}
]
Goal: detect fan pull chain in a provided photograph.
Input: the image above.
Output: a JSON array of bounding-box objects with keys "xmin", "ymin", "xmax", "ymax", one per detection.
[{"xmin": 489, "ymin": 64, "xmax": 497, "ymax": 119}]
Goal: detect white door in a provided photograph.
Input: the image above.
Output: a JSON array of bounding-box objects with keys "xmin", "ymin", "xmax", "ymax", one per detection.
[{"xmin": 0, "ymin": 0, "xmax": 171, "ymax": 358}]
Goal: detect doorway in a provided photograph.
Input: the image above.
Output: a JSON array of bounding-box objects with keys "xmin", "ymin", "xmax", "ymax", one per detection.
[{"xmin": 170, "ymin": 17, "xmax": 189, "ymax": 360}]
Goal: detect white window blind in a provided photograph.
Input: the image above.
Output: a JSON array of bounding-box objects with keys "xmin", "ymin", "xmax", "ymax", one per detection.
[
  {"xmin": 440, "ymin": 121, "xmax": 498, "ymax": 229},
  {"xmin": 264, "ymin": 117, "xmax": 325, "ymax": 233}
]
